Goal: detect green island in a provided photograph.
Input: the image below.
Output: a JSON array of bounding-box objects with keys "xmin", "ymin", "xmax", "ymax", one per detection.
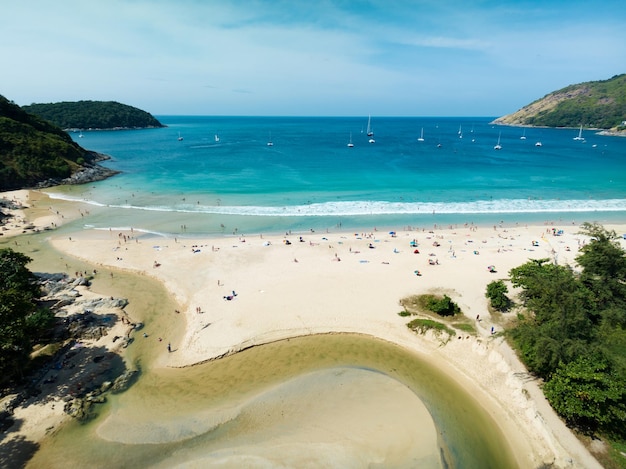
[{"xmin": 21, "ymin": 100, "xmax": 164, "ymax": 131}]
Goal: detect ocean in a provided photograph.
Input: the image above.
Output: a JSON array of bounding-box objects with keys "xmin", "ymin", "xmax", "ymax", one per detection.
[{"xmin": 50, "ymin": 116, "xmax": 626, "ymax": 235}]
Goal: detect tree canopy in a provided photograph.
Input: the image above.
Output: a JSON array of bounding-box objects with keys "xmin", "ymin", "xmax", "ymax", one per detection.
[
  {"xmin": 22, "ymin": 100, "xmax": 164, "ymax": 130},
  {"xmin": 0, "ymin": 248, "xmax": 54, "ymax": 384},
  {"xmin": 0, "ymin": 94, "xmax": 100, "ymax": 190},
  {"xmin": 508, "ymin": 223, "xmax": 626, "ymax": 437}
]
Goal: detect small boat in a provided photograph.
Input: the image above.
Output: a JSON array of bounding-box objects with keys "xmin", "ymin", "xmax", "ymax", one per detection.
[
  {"xmin": 535, "ymin": 141, "xmax": 542, "ymax": 147},
  {"xmin": 368, "ymin": 137, "xmax": 375, "ymax": 144},
  {"xmin": 417, "ymin": 127, "xmax": 424, "ymax": 142},
  {"xmin": 78, "ymin": 131, "xmax": 84, "ymax": 138},
  {"xmin": 573, "ymin": 124, "xmax": 585, "ymax": 141},
  {"xmin": 520, "ymin": 128, "xmax": 526, "ymax": 140},
  {"xmin": 267, "ymin": 132, "xmax": 273, "ymax": 146},
  {"xmin": 366, "ymin": 115, "xmax": 374, "ymax": 137},
  {"xmin": 494, "ymin": 132, "xmax": 502, "ymax": 150},
  {"xmin": 215, "ymin": 133, "xmax": 220, "ymax": 142},
  {"xmin": 347, "ymin": 132, "xmax": 354, "ymax": 147},
  {"xmin": 458, "ymin": 124, "xmax": 462, "ymax": 139},
  {"xmin": 177, "ymin": 132, "xmax": 183, "ymax": 141}
]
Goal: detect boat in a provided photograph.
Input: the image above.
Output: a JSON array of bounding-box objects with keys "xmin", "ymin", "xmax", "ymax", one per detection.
[
  {"xmin": 417, "ymin": 127, "xmax": 424, "ymax": 142},
  {"xmin": 458, "ymin": 124, "xmax": 462, "ymax": 139},
  {"xmin": 366, "ymin": 115, "xmax": 374, "ymax": 137},
  {"xmin": 347, "ymin": 132, "xmax": 354, "ymax": 147},
  {"xmin": 573, "ymin": 124, "xmax": 585, "ymax": 141},
  {"xmin": 494, "ymin": 132, "xmax": 502, "ymax": 150},
  {"xmin": 78, "ymin": 131, "xmax": 84, "ymax": 138},
  {"xmin": 267, "ymin": 132, "xmax": 273, "ymax": 146},
  {"xmin": 177, "ymin": 132, "xmax": 183, "ymax": 141},
  {"xmin": 215, "ymin": 133, "xmax": 220, "ymax": 142},
  {"xmin": 520, "ymin": 128, "xmax": 527, "ymax": 140},
  {"xmin": 535, "ymin": 141, "xmax": 542, "ymax": 147},
  {"xmin": 368, "ymin": 136, "xmax": 375, "ymax": 144}
]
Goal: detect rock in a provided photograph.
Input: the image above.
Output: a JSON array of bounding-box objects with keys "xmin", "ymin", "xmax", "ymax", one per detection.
[{"xmin": 111, "ymin": 369, "xmax": 139, "ymax": 393}]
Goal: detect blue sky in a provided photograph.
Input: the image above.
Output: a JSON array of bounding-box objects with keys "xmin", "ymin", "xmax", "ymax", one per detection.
[{"xmin": 2, "ymin": 1, "xmax": 625, "ymax": 116}]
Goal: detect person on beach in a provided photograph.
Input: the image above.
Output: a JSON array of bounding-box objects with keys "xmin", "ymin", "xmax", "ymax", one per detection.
[{"xmin": 167, "ymin": 343, "xmax": 171, "ymax": 352}]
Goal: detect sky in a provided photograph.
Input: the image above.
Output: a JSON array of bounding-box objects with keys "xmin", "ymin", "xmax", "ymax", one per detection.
[{"xmin": 1, "ymin": 0, "xmax": 625, "ymax": 117}]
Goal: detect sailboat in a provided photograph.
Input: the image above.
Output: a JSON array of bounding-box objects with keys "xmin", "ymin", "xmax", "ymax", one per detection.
[
  {"xmin": 417, "ymin": 127, "xmax": 425, "ymax": 142},
  {"xmin": 494, "ymin": 132, "xmax": 502, "ymax": 150},
  {"xmin": 267, "ymin": 132, "xmax": 273, "ymax": 146},
  {"xmin": 214, "ymin": 133, "xmax": 220, "ymax": 143},
  {"xmin": 347, "ymin": 132, "xmax": 354, "ymax": 147},
  {"xmin": 78, "ymin": 131, "xmax": 84, "ymax": 138},
  {"xmin": 458, "ymin": 124, "xmax": 463, "ymax": 139},
  {"xmin": 177, "ymin": 132, "xmax": 183, "ymax": 141},
  {"xmin": 573, "ymin": 124, "xmax": 585, "ymax": 141},
  {"xmin": 520, "ymin": 128, "xmax": 527, "ymax": 140},
  {"xmin": 366, "ymin": 115, "xmax": 374, "ymax": 137}
]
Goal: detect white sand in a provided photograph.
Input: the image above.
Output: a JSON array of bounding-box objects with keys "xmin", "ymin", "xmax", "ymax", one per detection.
[
  {"xmin": 47, "ymin": 221, "xmax": 621, "ymax": 468},
  {"xmin": 5, "ymin": 189, "xmax": 621, "ymax": 468}
]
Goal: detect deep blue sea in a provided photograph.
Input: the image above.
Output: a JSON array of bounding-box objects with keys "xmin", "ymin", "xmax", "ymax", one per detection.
[{"xmin": 52, "ymin": 116, "xmax": 626, "ymax": 236}]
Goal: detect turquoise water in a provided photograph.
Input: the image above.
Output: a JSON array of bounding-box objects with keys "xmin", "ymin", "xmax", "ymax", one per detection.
[{"xmin": 54, "ymin": 116, "xmax": 626, "ymax": 235}]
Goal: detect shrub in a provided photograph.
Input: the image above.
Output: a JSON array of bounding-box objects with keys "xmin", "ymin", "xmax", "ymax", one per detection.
[{"xmin": 486, "ymin": 280, "xmax": 509, "ymax": 311}]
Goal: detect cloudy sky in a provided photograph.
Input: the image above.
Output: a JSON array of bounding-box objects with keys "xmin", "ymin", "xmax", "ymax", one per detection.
[{"xmin": 2, "ymin": 0, "xmax": 625, "ymax": 117}]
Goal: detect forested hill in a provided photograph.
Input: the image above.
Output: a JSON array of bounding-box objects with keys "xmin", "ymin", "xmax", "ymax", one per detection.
[
  {"xmin": 22, "ymin": 100, "xmax": 164, "ymax": 130},
  {"xmin": 493, "ymin": 74, "xmax": 626, "ymax": 130},
  {"xmin": 0, "ymin": 95, "xmax": 117, "ymax": 191}
]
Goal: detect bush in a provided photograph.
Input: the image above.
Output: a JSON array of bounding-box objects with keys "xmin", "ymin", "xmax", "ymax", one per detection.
[
  {"xmin": 426, "ymin": 294, "xmax": 460, "ymax": 317},
  {"xmin": 486, "ymin": 280, "xmax": 509, "ymax": 311}
]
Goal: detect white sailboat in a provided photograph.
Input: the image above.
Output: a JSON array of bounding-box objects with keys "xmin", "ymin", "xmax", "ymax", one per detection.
[
  {"xmin": 494, "ymin": 132, "xmax": 502, "ymax": 150},
  {"xmin": 458, "ymin": 124, "xmax": 462, "ymax": 139},
  {"xmin": 520, "ymin": 128, "xmax": 527, "ymax": 140},
  {"xmin": 573, "ymin": 124, "xmax": 585, "ymax": 141},
  {"xmin": 535, "ymin": 141, "xmax": 543, "ymax": 147},
  {"xmin": 267, "ymin": 132, "xmax": 273, "ymax": 146},
  {"xmin": 78, "ymin": 131, "xmax": 84, "ymax": 138},
  {"xmin": 417, "ymin": 127, "xmax": 424, "ymax": 142},
  {"xmin": 214, "ymin": 133, "xmax": 220, "ymax": 142},
  {"xmin": 366, "ymin": 115, "xmax": 374, "ymax": 137},
  {"xmin": 177, "ymin": 132, "xmax": 183, "ymax": 141},
  {"xmin": 347, "ymin": 132, "xmax": 354, "ymax": 147}
]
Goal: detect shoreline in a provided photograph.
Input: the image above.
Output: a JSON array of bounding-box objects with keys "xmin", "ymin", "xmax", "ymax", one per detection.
[{"xmin": 3, "ymin": 189, "xmax": 619, "ymax": 468}]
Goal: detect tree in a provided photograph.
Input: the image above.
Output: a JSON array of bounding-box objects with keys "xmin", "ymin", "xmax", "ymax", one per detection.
[
  {"xmin": 544, "ymin": 354, "xmax": 626, "ymax": 438},
  {"xmin": 485, "ymin": 280, "xmax": 509, "ymax": 311},
  {"xmin": 0, "ymin": 248, "xmax": 51, "ymax": 382}
]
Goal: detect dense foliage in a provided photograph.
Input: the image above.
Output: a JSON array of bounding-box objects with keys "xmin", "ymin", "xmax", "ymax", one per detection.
[
  {"xmin": 0, "ymin": 248, "xmax": 54, "ymax": 384},
  {"xmin": 485, "ymin": 280, "xmax": 509, "ymax": 311},
  {"xmin": 425, "ymin": 294, "xmax": 460, "ymax": 317},
  {"xmin": 0, "ymin": 94, "xmax": 97, "ymax": 190},
  {"xmin": 22, "ymin": 100, "xmax": 163, "ymax": 130},
  {"xmin": 509, "ymin": 223, "xmax": 626, "ymax": 437},
  {"xmin": 524, "ymin": 74, "xmax": 626, "ymax": 129}
]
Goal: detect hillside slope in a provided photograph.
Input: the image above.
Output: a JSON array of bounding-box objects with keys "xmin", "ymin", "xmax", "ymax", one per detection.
[
  {"xmin": 0, "ymin": 95, "xmax": 117, "ymax": 191},
  {"xmin": 493, "ymin": 74, "xmax": 626, "ymax": 130}
]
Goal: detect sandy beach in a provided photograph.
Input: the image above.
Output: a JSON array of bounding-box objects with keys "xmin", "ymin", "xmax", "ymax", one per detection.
[{"xmin": 3, "ymin": 189, "xmax": 623, "ymax": 468}]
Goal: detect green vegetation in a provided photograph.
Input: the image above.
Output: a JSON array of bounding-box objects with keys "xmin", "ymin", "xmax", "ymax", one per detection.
[
  {"xmin": 508, "ymin": 222, "xmax": 626, "ymax": 440},
  {"xmin": 22, "ymin": 100, "xmax": 163, "ymax": 130},
  {"xmin": 423, "ymin": 294, "xmax": 460, "ymax": 317},
  {"xmin": 400, "ymin": 293, "xmax": 462, "ymax": 319},
  {"xmin": 485, "ymin": 280, "xmax": 510, "ymax": 311},
  {"xmin": 0, "ymin": 95, "xmax": 102, "ymax": 190},
  {"xmin": 0, "ymin": 248, "xmax": 55, "ymax": 384},
  {"xmin": 407, "ymin": 318, "xmax": 455, "ymax": 337},
  {"xmin": 495, "ymin": 74, "xmax": 626, "ymax": 130}
]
